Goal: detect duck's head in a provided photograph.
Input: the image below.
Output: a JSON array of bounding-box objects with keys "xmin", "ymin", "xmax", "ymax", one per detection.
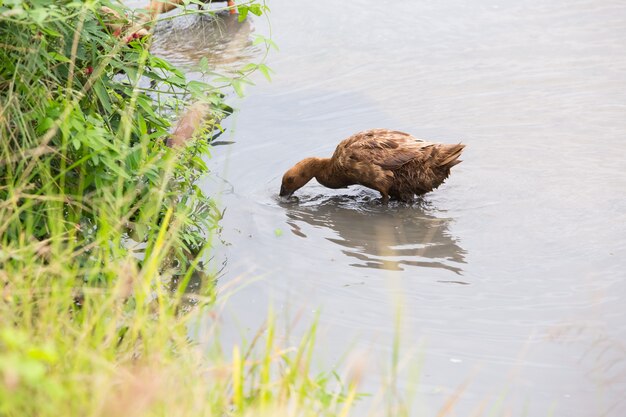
[{"xmin": 279, "ymin": 158, "xmax": 318, "ymax": 197}]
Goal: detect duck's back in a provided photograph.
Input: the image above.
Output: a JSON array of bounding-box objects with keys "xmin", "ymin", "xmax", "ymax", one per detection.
[{"xmin": 332, "ymin": 129, "xmax": 464, "ymax": 201}]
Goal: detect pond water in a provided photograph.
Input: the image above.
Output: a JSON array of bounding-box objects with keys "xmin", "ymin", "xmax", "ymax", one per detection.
[{"xmin": 127, "ymin": 0, "xmax": 626, "ymax": 415}]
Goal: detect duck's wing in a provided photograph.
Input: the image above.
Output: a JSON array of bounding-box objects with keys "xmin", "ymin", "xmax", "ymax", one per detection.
[{"xmin": 334, "ymin": 129, "xmax": 432, "ymax": 170}]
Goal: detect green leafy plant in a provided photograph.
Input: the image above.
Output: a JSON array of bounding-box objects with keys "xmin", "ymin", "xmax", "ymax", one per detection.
[{"xmin": 0, "ymin": 0, "xmax": 231, "ymax": 274}]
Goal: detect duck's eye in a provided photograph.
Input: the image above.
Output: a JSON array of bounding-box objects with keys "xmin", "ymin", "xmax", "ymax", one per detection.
[{"xmin": 286, "ymin": 177, "xmax": 295, "ymax": 184}]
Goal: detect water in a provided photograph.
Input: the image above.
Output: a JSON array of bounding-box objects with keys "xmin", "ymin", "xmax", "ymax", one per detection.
[{"xmin": 127, "ymin": 0, "xmax": 626, "ymax": 415}]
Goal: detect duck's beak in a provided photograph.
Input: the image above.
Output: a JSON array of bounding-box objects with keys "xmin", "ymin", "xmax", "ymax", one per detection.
[{"xmin": 279, "ymin": 185, "xmax": 291, "ymax": 198}]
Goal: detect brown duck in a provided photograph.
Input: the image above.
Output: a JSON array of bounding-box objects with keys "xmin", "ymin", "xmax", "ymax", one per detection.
[{"xmin": 279, "ymin": 129, "xmax": 465, "ymax": 203}]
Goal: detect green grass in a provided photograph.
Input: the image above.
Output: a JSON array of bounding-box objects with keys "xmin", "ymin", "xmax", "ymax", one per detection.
[{"xmin": 0, "ymin": 267, "xmax": 357, "ymax": 416}]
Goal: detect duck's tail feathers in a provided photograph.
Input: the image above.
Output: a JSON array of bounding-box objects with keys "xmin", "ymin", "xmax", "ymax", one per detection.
[{"xmin": 438, "ymin": 143, "xmax": 465, "ymax": 168}]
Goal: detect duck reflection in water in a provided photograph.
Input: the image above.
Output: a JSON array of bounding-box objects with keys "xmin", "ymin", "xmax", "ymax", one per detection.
[
  {"xmin": 280, "ymin": 192, "xmax": 467, "ymax": 274},
  {"xmin": 150, "ymin": 10, "xmax": 258, "ymax": 70}
]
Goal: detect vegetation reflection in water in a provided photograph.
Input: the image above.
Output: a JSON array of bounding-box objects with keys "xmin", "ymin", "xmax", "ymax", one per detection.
[{"xmin": 150, "ymin": 10, "xmax": 260, "ymax": 70}]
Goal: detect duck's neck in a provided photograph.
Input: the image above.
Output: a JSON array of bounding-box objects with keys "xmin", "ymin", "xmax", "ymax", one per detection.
[{"xmin": 306, "ymin": 157, "xmax": 349, "ymax": 189}]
